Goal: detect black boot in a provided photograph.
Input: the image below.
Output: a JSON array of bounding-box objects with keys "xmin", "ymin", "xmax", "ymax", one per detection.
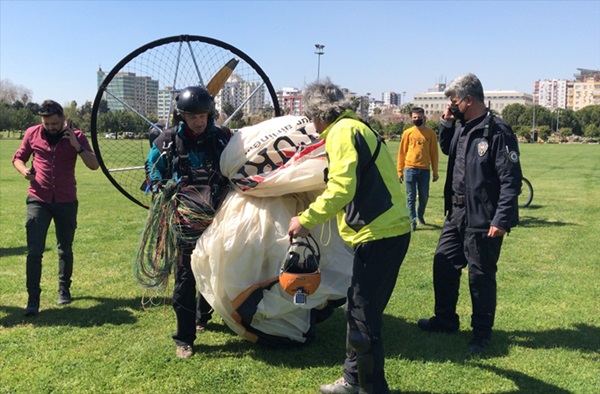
[
  {"xmin": 24, "ymin": 292, "xmax": 40, "ymax": 317},
  {"xmin": 57, "ymin": 287, "xmax": 72, "ymax": 305}
]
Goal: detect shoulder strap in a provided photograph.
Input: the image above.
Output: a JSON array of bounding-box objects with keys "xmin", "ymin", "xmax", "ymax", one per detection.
[
  {"xmin": 359, "ymin": 120, "xmax": 384, "ymax": 171},
  {"xmin": 483, "ymin": 111, "xmax": 495, "ymax": 141}
]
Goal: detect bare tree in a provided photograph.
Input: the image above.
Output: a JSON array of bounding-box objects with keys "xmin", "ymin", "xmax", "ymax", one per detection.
[{"xmin": 0, "ymin": 79, "xmax": 32, "ymax": 104}]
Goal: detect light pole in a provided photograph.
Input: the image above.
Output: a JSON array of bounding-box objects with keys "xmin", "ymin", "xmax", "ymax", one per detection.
[{"xmin": 314, "ymin": 44, "xmax": 325, "ymax": 81}]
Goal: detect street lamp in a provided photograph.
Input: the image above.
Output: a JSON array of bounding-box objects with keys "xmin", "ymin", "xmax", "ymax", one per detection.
[{"xmin": 314, "ymin": 44, "xmax": 325, "ymax": 81}]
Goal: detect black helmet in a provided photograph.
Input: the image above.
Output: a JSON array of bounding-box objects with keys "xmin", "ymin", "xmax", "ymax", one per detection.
[
  {"xmin": 279, "ymin": 234, "xmax": 321, "ymax": 305},
  {"xmin": 175, "ymin": 86, "xmax": 216, "ymax": 117}
]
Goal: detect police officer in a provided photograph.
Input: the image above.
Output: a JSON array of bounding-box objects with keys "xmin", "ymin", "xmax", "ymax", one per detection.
[
  {"xmin": 146, "ymin": 86, "xmax": 231, "ymax": 358},
  {"xmin": 417, "ymin": 73, "xmax": 522, "ymax": 354}
]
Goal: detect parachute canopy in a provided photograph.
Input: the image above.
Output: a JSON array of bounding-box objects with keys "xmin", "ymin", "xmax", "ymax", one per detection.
[{"xmin": 191, "ymin": 116, "xmax": 353, "ymax": 346}]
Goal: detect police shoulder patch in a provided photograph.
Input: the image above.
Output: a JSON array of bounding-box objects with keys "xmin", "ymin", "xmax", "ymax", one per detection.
[
  {"xmin": 477, "ymin": 140, "xmax": 489, "ymax": 156},
  {"xmin": 509, "ymin": 151, "xmax": 519, "ymax": 163}
]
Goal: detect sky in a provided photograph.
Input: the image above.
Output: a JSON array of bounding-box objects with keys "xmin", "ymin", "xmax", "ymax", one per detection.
[{"xmin": 1, "ymin": 0, "xmax": 599, "ymax": 108}]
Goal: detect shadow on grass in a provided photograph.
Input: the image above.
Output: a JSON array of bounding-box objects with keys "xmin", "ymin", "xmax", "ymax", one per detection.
[
  {"xmin": 199, "ymin": 309, "xmax": 595, "ymax": 393},
  {"xmin": 0, "ymin": 296, "xmax": 140, "ymax": 328},
  {"xmin": 518, "ymin": 215, "xmax": 574, "ymax": 228},
  {"xmin": 415, "ymin": 223, "xmax": 443, "ymax": 231},
  {"xmin": 0, "ymin": 246, "xmax": 42, "ymax": 258}
]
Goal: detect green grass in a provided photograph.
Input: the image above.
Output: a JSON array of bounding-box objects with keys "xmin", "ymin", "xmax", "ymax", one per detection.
[{"xmin": 1, "ymin": 139, "xmax": 599, "ymax": 393}]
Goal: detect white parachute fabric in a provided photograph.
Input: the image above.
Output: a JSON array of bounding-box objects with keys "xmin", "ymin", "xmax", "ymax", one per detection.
[
  {"xmin": 191, "ymin": 115, "xmax": 353, "ymax": 345},
  {"xmin": 220, "ymin": 115, "xmax": 328, "ymax": 197}
]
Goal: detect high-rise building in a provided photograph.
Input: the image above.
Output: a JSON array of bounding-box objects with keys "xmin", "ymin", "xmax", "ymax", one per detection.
[
  {"xmin": 382, "ymin": 92, "xmax": 398, "ymax": 106},
  {"xmin": 157, "ymin": 87, "xmax": 175, "ymax": 125},
  {"xmin": 533, "ymin": 79, "xmax": 568, "ymax": 110},
  {"xmin": 97, "ymin": 67, "xmax": 159, "ymax": 116},
  {"xmin": 278, "ymin": 87, "xmax": 303, "ymax": 116},
  {"xmin": 214, "ymin": 74, "xmax": 266, "ymax": 119},
  {"xmin": 571, "ymin": 68, "xmax": 600, "ymax": 111}
]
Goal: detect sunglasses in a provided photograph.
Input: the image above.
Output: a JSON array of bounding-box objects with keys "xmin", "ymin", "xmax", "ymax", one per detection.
[{"xmin": 38, "ymin": 105, "xmax": 63, "ymax": 117}]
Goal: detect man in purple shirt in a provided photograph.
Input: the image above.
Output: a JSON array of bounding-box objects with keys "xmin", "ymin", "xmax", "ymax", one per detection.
[{"xmin": 12, "ymin": 100, "xmax": 99, "ymax": 316}]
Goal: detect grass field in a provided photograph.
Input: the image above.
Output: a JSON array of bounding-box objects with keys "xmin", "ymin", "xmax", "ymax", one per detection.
[{"xmin": 1, "ymin": 138, "xmax": 598, "ymax": 393}]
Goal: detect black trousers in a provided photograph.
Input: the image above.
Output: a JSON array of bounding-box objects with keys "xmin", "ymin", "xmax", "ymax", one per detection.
[
  {"xmin": 343, "ymin": 232, "xmax": 411, "ymax": 394},
  {"xmin": 433, "ymin": 205, "xmax": 503, "ymax": 337},
  {"xmin": 25, "ymin": 196, "xmax": 78, "ymax": 296},
  {"xmin": 171, "ymin": 249, "xmax": 212, "ymax": 347}
]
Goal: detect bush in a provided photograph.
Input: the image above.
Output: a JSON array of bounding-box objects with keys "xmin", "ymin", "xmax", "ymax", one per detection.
[{"xmin": 583, "ymin": 124, "xmax": 600, "ymax": 138}]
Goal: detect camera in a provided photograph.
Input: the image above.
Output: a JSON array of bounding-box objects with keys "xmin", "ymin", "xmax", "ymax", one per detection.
[{"xmin": 293, "ymin": 290, "xmax": 307, "ymax": 305}]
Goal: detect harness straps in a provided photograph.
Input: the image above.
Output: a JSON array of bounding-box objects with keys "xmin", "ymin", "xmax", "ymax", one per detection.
[
  {"xmin": 360, "ymin": 120, "xmax": 384, "ymax": 173},
  {"xmin": 168, "ymin": 124, "xmax": 230, "ymax": 182}
]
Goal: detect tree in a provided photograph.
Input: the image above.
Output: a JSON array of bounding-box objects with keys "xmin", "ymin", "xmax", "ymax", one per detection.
[
  {"xmin": 98, "ymin": 99, "xmax": 109, "ymax": 115},
  {"xmin": 583, "ymin": 124, "xmax": 600, "ymax": 138},
  {"xmin": 501, "ymin": 103, "xmax": 527, "ymax": 127},
  {"xmin": 559, "ymin": 127, "xmax": 573, "ymax": 138},
  {"xmin": 221, "ymin": 101, "xmax": 244, "ymax": 128},
  {"xmin": 537, "ymin": 125, "xmax": 552, "ymax": 141},
  {"xmin": 367, "ymin": 118, "xmax": 383, "ymax": 134},
  {"xmin": 513, "ymin": 125, "xmax": 532, "ymax": 141},
  {"xmin": 382, "ymin": 122, "xmax": 404, "ymax": 139},
  {"xmin": 556, "ymin": 109, "xmax": 581, "ymax": 135},
  {"xmin": 63, "ymin": 101, "xmax": 78, "ymax": 122},
  {"xmin": 78, "ymin": 101, "xmax": 93, "ymax": 118},
  {"xmin": 575, "ymin": 105, "xmax": 600, "ymax": 131},
  {"xmin": 0, "ymin": 79, "xmax": 32, "ymax": 104},
  {"xmin": 520, "ymin": 105, "xmax": 552, "ymax": 129},
  {"xmin": 401, "ymin": 103, "xmax": 414, "ymax": 114}
]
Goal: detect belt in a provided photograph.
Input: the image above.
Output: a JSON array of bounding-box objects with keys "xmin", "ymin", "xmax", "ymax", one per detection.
[{"xmin": 451, "ymin": 195, "xmax": 465, "ymax": 206}]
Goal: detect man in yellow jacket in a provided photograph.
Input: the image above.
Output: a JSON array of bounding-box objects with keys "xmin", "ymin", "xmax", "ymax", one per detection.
[
  {"xmin": 397, "ymin": 107, "xmax": 439, "ymax": 230},
  {"xmin": 289, "ymin": 79, "xmax": 411, "ymax": 394}
]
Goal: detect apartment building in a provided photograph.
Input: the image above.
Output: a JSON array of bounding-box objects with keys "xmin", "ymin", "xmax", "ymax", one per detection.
[
  {"xmin": 382, "ymin": 91, "xmax": 399, "ymax": 106},
  {"xmin": 571, "ymin": 68, "xmax": 600, "ymax": 111},
  {"xmin": 534, "ymin": 79, "xmax": 568, "ymax": 110},
  {"xmin": 97, "ymin": 68, "xmax": 158, "ymax": 116},
  {"xmin": 277, "ymin": 87, "xmax": 303, "ymax": 116},
  {"xmin": 413, "ymin": 90, "xmax": 533, "ymax": 116}
]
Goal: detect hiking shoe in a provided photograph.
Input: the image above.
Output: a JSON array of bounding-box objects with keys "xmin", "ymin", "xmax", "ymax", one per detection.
[
  {"xmin": 24, "ymin": 296, "xmax": 40, "ymax": 317},
  {"xmin": 57, "ymin": 289, "xmax": 72, "ymax": 305},
  {"xmin": 418, "ymin": 215, "xmax": 427, "ymax": 225},
  {"xmin": 319, "ymin": 377, "xmax": 359, "ymax": 394},
  {"xmin": 469, "ymin": 336, "xmax": 491, "ymax": 354},
  {"xmin": 417, "ymin": 317, "xmax": 458, "ymax": 333},
  {"xmin": 176, "ymin": 344, "xmax": 194, "ymax": 359}
]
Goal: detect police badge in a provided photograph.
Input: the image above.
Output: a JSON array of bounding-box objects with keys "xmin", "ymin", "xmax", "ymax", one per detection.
[{"xmin": 477, "ymin": 140, "xmax": 489, "ymax": 156}]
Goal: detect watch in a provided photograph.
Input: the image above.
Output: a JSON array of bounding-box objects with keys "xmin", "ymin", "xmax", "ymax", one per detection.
[{"xmin": 77, "ymin": 146, "xmax": 85, "ymax": 154}]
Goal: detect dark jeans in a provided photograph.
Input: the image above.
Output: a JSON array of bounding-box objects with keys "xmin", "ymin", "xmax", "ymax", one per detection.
[
  {"xmin": 404, "ymin": 168, "xmax": 430, "ymax": 222},
  {"xmin": 172, "ymin": 249, "xmax": 212, "ymax": 347},
  {"xmin": 25, "ymin": 196, "xmax": 78, "ymax": 295},
  {"xmin": 343, "ymin": 233, "xmax": 411, "ymax": 394},
  {"xmin": 432, "ymin": 205, "xmax": 503, "ymax": 337}
]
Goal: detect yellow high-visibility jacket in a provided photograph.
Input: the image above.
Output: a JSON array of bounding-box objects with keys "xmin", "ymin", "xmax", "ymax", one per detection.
[{"xmin": 299, "ymin": 110, "xmax": 411, "ymax": 248}]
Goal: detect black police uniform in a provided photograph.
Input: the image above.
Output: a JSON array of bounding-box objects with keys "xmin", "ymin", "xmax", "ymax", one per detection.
[{"xmin": 433, "ymin": 112, "xmax": 522, "ymax": 340}]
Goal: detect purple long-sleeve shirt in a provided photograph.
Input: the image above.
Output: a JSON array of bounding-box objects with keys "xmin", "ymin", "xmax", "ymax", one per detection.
[{"xmin": 12, "ymin": 124, "xmax": 92, "ymax": 203}]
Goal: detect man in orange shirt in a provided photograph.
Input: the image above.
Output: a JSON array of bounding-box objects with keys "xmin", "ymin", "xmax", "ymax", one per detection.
[{"xmin": 397, "ymin": 107, "xmax": 439, "ymax": 231}]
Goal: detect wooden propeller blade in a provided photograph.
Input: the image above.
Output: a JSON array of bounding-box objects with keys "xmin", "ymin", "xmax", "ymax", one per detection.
[{"xmin": 206, "ymin": 58, "xmax": 239, "ymax": 96}]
